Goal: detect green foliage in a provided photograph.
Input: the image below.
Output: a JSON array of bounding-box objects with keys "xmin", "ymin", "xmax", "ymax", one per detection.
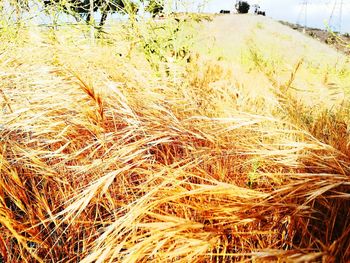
[
  {"xmin": 188, "ymin": 13, "xmax": 213, "ymax": 23},
  {"xmin": 137, "ymin": 17, "xmax": 194, "ymax": 71},
  {"xmin": 0, "ymin": 15, "xmax": 26, "ymax": 45},
  {"xmin": 0, "ymin": 22, "xmax": 19, "ymax": 41},
  {"xmin": 324, "ymin": 25, "xmax": 350, "ymax": 54},
  {"xmin": 143, "ymin": 0, "xmax": 164, "ymax": 17},
  {"xmin": 235, "ymin": 1, "xmax": 250, "ymax": 14},
  {"xmin": 247, "ymin": 159, "xmax": 261, "ymax": 188}
]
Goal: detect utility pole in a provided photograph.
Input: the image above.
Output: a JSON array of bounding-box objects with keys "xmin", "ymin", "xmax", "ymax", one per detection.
[
  {"xmin": 339, "ymin": 0, "xmax": 343, "ymax": 32},
  {"xmin": 303, "ymin": 0, "xmax": 308, "ymax": 33},
  {"xmin": 329, "ymin": 0, "xmax": 337, "ymax": 31},
  {"xmin": 329, "ymin": 0, "xmax": 343, "ymax": 32},
  {"xmin": 297, "ymin": 0, "xmax": 308, "ymax": 33}
]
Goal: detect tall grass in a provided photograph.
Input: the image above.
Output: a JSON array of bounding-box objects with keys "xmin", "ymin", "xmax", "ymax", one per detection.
[{"xmin": 0, "ymin": 11, "xmax": 349, "ymax": 262}]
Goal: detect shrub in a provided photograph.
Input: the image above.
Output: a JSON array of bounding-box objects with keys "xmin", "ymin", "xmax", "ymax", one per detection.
[{"xmin": 235, "ymin": 1, "xmax": 250, "ymax": 14}]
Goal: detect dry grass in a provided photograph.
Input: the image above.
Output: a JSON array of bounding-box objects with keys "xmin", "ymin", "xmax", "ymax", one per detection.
[{"xmin": 0, "ymin": 15, "xmax": 349, "ymax": 262}]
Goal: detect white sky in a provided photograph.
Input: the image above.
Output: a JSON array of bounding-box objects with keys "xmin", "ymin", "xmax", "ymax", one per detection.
[
  {"xmin": 175, "ymin": 0, "xmax": 350, "ymax": 33},
  {"xmin": 24, "ymin": 0, "xmax": 350, "ymax": 33}
]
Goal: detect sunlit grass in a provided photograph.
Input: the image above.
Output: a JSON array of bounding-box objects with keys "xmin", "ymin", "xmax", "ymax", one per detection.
[{"xmin": 0, "ymin": 13, "xmax": 349, "ymax": 262}]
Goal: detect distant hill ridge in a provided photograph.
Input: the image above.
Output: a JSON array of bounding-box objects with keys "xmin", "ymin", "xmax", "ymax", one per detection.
[{"xmin": 279, "ymin": 20, "xmax": 350, "ymax": 55}]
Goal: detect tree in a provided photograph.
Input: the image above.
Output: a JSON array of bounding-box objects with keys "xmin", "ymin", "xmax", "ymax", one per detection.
[
  {"xmin": 235, "ymin": 1, "xmax": 250, "ymax": 14},
  {"xmin": 43, "ymin": 0, "xmax": 138, "ymax": 27}
]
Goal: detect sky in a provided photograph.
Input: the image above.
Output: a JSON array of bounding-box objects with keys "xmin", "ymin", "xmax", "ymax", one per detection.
[
  {"xmin": 20, "ymin": 0, "xmax": 350, "ymax": 33},
  {"xmin": 175, "ymin": 0, "xmax": 350, "ymax": 33}
]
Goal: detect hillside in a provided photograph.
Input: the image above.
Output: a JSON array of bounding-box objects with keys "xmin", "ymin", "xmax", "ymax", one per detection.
[
  {"xmin": 198, "ymin": 15, "xmax": 349, "ymax": 107},
  {"xmin": 279, "ymin": 20, "xmax": 350, "ymax": 55},
  {"xmin": 0, "ymin": 13, "xmax": 349, "ymax": 262}
]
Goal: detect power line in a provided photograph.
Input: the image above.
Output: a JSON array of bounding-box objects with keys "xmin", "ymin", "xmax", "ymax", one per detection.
[
  {"xmin": 296, "ymin": 0, "xmax": 345, "ymax": 32},
  {"xmin": 297, "ymin": 0, "xmax": 308, "ymax": 32},
  {"xmin": 329, "ymin": 0, "xmax": 337, "ymax": 27},
  {"xmin": 328, "ymin": 0, "xmax": 343, "ymax": 32},
  {"xmin": 304, "ymin": 0, "xmax": 308, "ymax": 32}
]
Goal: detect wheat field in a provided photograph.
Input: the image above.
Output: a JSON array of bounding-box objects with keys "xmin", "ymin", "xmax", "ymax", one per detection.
[{"xmin": 0, "ymin": 12, "xmax": 349, "ymax": 262}]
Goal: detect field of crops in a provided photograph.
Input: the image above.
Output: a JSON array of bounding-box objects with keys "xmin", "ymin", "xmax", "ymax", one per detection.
[{"xmin": 0, "ymin": 10, "xmax": 349, "ymax": 262}]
